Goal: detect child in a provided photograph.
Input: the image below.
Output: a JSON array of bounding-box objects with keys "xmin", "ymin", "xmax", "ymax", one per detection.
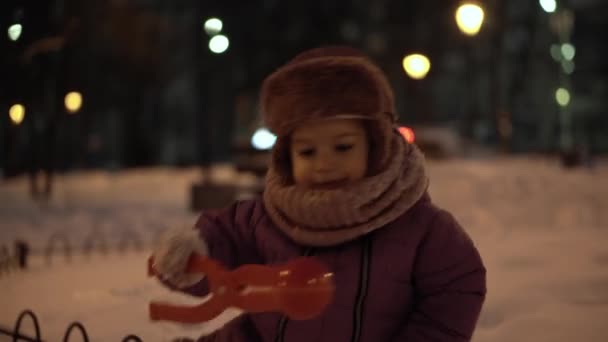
[{"xmin": 153, "ymin": 46, "xmax": 486, "ymax": 342}]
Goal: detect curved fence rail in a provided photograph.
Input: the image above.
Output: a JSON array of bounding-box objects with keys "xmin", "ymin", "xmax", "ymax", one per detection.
[
  {"xmin": 0, "ymin": 309, "xmax": 144, "ymax": 342},
  {"xmin": 0, "ymin": 226, "xmax": 154, "ymax": 277}
]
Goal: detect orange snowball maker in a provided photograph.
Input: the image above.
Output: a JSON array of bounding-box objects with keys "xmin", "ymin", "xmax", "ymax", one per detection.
[{"xmin": 147, "ymin": 253, "xmax": 335, "ymax": 323}]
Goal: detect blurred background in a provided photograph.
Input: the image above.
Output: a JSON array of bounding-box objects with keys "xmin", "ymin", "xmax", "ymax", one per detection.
[{"xmin": 1, "ymin": 0, "xmax": 607, "ymax": 196}]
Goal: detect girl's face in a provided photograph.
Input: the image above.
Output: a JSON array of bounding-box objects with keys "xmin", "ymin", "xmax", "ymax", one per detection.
[{"xmin": 290, "ymin": 118, "xmax": 369, "ymax": 189}]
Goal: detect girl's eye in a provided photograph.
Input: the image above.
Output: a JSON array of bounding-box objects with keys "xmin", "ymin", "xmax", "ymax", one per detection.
[
  {"xmin": 335, "ymin": 144, "xmax": 354, "ymax": 152},
  {"xmin": 298, "ymin": 148, "xmax": 315, "ymax": 157}
]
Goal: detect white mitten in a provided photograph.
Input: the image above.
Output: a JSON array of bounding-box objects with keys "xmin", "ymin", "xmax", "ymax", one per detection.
[{"xmin": 153, "ymin": 225, "xmax": 208, "ymax": 288}]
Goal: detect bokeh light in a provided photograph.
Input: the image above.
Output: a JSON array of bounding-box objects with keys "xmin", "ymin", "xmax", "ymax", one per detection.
[
  {"xmin": 209, "ymin": 35, "xmax": 229, "ymax": 54},
  {"xmin": 561, "ymin": 43, "xmax": 576, "ymax": 61},
  {"xmin": 402, "ymin": 54, "xmax": 431, "ymax": 80},
  {"xmin": 562, "ymin": 60, "xmax": 575, "ymax": 74},
  {"xmin": 455, "ymin": 3, "xmax": 485, "ymax": 36},
  {"xmin": 539, "ymin": 0, "xmax": 557, "ymax": 13},
  {"xmin": 398, "ymin": 126, "xmax": 416, "ymax": 144},
  {"xmin": 550, "ymin": 44, "xmax": 562, "ymax": 61},
  {"xmin": 65, "ymin": 91, "xmax": 83, "ymax": 113},
  {"xmin": 204, "ymin": 18, "xmax": 223, "ymax": 36},
  {"xmin": 251, "ymin": 128, "xmax": 276, "ymax": 150},
  {"xmin": 9, "ymin": 104, "xmax": 25, "ymax": 125},
  {"xmin": 8, "ymin": 24, "xmax": 22, "ymax": 41},
  {"xmin": 555, "ymin": 88, "xmax": 571, "ymax": 107}
]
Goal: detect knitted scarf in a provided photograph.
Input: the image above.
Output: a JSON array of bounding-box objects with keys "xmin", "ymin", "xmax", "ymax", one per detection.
[{"xmin": 263, "ymin": 133, "xmax": 429, "ymax": 247}]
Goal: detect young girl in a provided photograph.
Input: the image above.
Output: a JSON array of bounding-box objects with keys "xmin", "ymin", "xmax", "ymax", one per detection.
[{"xmin": 153, "ymin": 46, "xmax": 486, "ymax": 342}]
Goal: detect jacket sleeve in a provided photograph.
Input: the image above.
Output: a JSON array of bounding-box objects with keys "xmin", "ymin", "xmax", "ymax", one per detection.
[
  {"xmin": 169, "ymin": 199, "xmax": 265, "ymax": 298},
  {"xmin": 393, "ymin": 210, "xmax": 487, "ymax": 341}
]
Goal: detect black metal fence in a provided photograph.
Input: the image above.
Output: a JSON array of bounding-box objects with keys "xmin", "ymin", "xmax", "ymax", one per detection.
[
  {"xmin": 0, "ymin": 310, "xmax": 143, "ymax": 341},
  {"xmin": 0, "ymin": 225, "xmax": 158, "ymax": 274},
  {"xmin": 0, "ymin": 229, "xmax": 163, "ymax": 340}
]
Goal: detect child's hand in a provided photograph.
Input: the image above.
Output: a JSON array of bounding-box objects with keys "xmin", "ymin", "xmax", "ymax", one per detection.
[{"xmin": 152, "ymin": 225, "xmax": 208, "ymax": 288}]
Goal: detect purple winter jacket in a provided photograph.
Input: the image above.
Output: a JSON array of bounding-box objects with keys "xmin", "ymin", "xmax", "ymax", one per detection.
[{"xmin": 174, "ymin": 193, "xmax": 486, "ymax": 342}]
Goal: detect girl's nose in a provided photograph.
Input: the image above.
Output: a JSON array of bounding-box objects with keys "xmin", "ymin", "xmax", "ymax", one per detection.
[
  {"xmin": 313, "ymin": 163, "xmax": 339, "ymax": 181},
  {"xmin": 313, "ymin": 150, "xmax": 336, "ymax": 173}
]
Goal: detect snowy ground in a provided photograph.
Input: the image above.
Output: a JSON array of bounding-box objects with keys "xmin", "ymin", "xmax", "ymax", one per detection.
[{"xmin": 1, "ymin": 158, "xmax": 607, "ymax": 341}]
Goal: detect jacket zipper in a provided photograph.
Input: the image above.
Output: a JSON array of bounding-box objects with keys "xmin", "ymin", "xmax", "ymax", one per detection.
[
  {"xmin": 274, "ymin": 248, "xmax": 315, "ymax": 342},
  {"xmin": 351, "ymin": 237, "xmax": 372, "ymax": 342},
  {"xmin": 275, "ymin": 239, "xmax": 372, "ymax": 342}
]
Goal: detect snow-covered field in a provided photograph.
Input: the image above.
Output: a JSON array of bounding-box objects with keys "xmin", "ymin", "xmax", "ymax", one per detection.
[{"xmin": 1, "ymin": 157, "xmax": 607, "ymax": 341}]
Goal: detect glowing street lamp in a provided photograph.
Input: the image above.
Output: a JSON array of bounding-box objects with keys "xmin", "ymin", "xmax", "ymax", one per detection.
[
  {"xmin": 251, "ymin": 128, "xmax": 276, "ymax": 150},
  {"xmin": 209, "ymin": 35, "xmax": 229, "ymax": 54},
  {"xmin": 555, "ymin": 88, "xmax": 571, "ymax": 107},
  {"xmin": 64, "ymin": 91, "xmax": 83, "ymax": 113},
  {"xmin": 561, "ymin": 43, "xmax": 576, "ymax": 61},
  {"xmin": 8, "ymin": 24, "xmax": 22, "ymax": 41},
  {"xmin": 9, "ymin": 104, "xmax": 25, "ymax": 125},
  {"xmin": 539, "ymin": 0, "xmax": 557, "ymax": 13},
  {"xmin": 455, "ymin": 3, "xmax": 485, "ymax": 36},
  {"xmin": 402, "ymin": 54, "xmax": 431, "ymax": 80},
  {"xmin": 204, "ymin": 18, "xmax": 223, "ymax": 36}
]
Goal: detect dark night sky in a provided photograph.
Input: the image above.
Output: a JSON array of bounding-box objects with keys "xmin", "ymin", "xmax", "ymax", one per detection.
[{"xmin": 0, "ymin": 0, "xmax": 606, "ymax": 173}]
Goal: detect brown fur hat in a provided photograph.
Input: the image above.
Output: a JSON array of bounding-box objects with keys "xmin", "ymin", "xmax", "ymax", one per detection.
[{"xmin": 260, "ymin": 46, "xmax": 399, "ymax": 181}]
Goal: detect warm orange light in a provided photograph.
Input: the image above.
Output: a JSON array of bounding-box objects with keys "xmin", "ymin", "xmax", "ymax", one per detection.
[
  {"xmin": 455, "ymin": 2, "xmax": 485, "ymax": 36},
  {"xmin": 9, "ymin": 104, "xmax": 25, "ymax": 125},
  {"xmin": 398, "ymin": 126, "xmax": 415, "ymax": 144},
  {"xmin": 64, "ymin": 91, "xmax": 82, "ymax": 113},
  {"xmin": 402, "ymin": 54, "xmax": 431, "ymax": 80}
]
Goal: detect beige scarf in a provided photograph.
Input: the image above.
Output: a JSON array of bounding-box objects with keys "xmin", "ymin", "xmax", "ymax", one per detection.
[{"xmin": 263, "ymin": 133, "xmax": 429, "ymax": 247}]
